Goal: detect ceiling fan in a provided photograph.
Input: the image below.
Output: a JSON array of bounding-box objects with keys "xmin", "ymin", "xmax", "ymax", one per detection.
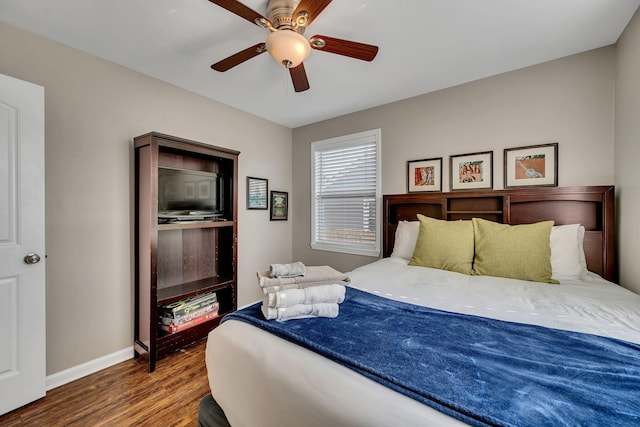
[{"xmin": 208, "ymin": 0, "xmax": 379, "ymax": 92}]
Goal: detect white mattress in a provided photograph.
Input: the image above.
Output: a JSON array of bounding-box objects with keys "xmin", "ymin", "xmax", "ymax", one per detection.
[{"xmin": 206, "ymin": 258, "xmax": 640, "ymax": 426}]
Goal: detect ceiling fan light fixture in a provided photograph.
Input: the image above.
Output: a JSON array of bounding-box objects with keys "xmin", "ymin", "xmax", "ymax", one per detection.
[{"xmin": 266, "ymin": 29, "xmax": 310, "ymax": 68}]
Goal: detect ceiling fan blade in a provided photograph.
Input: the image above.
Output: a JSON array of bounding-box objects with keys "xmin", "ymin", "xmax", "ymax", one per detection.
[
  {"xmin": 211, "ymin": 43, "xmax": 267, "ymax": 72},
  {"xmin": 310, "ymin": 35, "xmax": 378, "ymax": 62},
  {"xmin": 292, "ymin": 0, "xmax": 332, "ymax": 27},
  {"xmin": 208, "ymin": 0, "xmax": 272, "ymax": 27},
  {"xmin": 289, "ymin": 63, "xmax": 310, "ymax": 92}
]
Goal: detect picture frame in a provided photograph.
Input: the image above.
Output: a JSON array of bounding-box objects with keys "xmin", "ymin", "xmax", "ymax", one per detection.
[
  {"xmin": 449, "ymin": 151, "xmax": 493, "ymax": 191},
  {"xmin": 407, "ymin": 158, "xmax": 443, "ymax": 193},
  {"xmin": 246, "ymin": 176, "xmax": 268, "ymax": 210},
  {"xmin": 270, "ymin": 191, "xmax": 288, "ymax": 221},
  {"xmin": 504, "ymin": 143, "xmax": 558, "ymax": 188}
]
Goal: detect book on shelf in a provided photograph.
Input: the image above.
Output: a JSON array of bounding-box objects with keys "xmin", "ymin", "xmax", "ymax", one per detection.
[
  {"xmin": 159, "ymin": 302, "xmax": 220, "ymax": 326},
  {"xmin": 159, "ymin": 291, "xmax": 217, "ymax": 319},
  {"xmin": 158, "ymin": 311, "xmax": 219, "ymax": 334}
]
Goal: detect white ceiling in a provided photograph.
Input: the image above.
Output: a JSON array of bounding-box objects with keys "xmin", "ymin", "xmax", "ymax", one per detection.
[{"xmin": 1, "ymin": 0, "xmax": 639, "ymax": 128}]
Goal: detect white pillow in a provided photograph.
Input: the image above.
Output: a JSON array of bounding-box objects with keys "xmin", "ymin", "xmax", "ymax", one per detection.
[
  {"xmin": 550, "ymin": 224, "xmax": 588, "ymax": 280},
  {"xmin": 577, "ymin": 225, "xmax": 587, "ymax": 270},
  {"xmin": 390, "ymin": 221, "xmax": 420, "ymax": 260}
]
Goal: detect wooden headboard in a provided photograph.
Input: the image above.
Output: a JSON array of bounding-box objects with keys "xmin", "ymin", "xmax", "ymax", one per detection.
[{"xmin": 383, "ymin": 186, "xmax": 615, "ymax": 282}]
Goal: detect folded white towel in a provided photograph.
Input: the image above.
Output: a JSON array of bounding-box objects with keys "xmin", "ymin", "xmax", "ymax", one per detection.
[
  {"xmin": 258, "ymin": 266, "xmax": 350, "ymax": 289},
  {"xmin": 262, "ymin": 281, "xmax": 349, "ymax": 295},
  {"xmin": 261, "ymin": 302, "xmax": 339, "ymax": 321},
  {"xmin": 265, "ymin": 284, "xmax": 346, "ymax": 309},
  {"xmin": 270, "ymin": 262, "xmax": 306, "ymax": 278}
]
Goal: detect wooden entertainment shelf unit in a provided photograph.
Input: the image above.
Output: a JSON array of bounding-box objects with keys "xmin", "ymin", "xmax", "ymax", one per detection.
[{"xmin": 134, "ymin": 132, "xmax": 239, "ymax": 372}]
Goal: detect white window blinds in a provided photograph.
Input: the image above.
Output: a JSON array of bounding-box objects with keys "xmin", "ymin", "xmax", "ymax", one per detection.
[{"xmin": 311, "ymin": 129, "xmax": 381, "ymax": 256}]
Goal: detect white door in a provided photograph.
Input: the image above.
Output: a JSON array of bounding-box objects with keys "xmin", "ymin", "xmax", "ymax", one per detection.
[{"xmin": 0, "ymin": 73, "xmax": 46, "ymax": 415}]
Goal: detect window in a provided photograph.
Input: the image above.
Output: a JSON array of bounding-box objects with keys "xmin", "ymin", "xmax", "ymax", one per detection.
[{"xmin": 311, "ymin": 129, "xmax": 381, "ymax": 256}]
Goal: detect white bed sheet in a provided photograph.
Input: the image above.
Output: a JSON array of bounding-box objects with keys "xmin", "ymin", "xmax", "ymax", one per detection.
[
  {"xmin": 348, "ymin": 257, "xmax": 640, "ymax": 344},
  {"xmin": 206, "ymin": 258, "xmax": 640, "ymax": 426}
]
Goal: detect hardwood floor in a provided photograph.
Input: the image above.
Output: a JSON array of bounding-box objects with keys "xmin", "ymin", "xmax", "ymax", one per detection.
[{"xmin": 0, "ymin": 340, "xmax": 211, "ymax": 426}]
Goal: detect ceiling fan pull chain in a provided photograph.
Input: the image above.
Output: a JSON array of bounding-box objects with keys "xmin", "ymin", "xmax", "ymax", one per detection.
[{"xmin": 282, "ymin": 67, "xmax": 290, "ymax": 95}]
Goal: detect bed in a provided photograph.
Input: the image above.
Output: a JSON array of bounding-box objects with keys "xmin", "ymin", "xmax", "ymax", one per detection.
[{"xmin": 200, "ymin": 185, "xmax": 640, "ymax": 426}]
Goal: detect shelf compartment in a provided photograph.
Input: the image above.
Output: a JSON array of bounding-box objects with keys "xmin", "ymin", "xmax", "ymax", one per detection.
[
  {"xmin": 446, "ymin": 197, "xmax": 504, "ymax": 222},
  {"xmin": 447, "ymin": 196, "xmax": 503, "ymax": 212},
  {"xmin": 156, "ymin": 315, "xmax": 224, "ymax": 358},
  {"xmin": 156, "ymin": 227, "xmax": 233, "ymax": 289},
  {"xmin": 157, "ymin": 276, "xmax": 234, "ymax": 305},
  {"xmin": 390, "ymin": 202, "xmax": 443, "ymax": 223}
]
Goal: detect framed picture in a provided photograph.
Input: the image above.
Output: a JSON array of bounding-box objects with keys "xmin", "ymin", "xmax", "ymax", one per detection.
[
  {"xmin": 270, "ymin": 191, "xmax": 288, "ymax": 221},
  {"xmin": 247, "ymin": 176, "xmax": 268, "ymax": 210},
  {"xmin": 450, "ymin": 151, "xmax": 493, "ymax": 191},
  {"xmin": 407, "ymin": 158, "xmax": 442, "ymax": 193},
  {"xmin": 504, "ymin": 143, "xmax": 558, "ymax": 188}
]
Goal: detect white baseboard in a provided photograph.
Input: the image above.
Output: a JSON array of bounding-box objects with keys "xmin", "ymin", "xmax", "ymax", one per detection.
[{"xmin": 46, "ymin": 346, "xmax": 134, "ymax": 391}]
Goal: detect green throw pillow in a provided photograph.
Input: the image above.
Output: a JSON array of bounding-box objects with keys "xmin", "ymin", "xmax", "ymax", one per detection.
[
  {"xmin": 408, "ymin": 214, "xmax": 474, "ymax": 275},
  {"xmin": 472, "ymin": 218, "xmax": 558, "ymax": 284}
]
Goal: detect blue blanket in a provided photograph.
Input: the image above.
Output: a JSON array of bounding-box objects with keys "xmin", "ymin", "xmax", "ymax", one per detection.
[{"xmin": 223, "ymin": 287, "xmax": 640, "ymax": 426}]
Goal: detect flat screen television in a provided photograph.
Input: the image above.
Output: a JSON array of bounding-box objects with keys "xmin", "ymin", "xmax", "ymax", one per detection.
[{"xmin": 157, "ymin": 166, "xmax": 223, "ymax": 221}]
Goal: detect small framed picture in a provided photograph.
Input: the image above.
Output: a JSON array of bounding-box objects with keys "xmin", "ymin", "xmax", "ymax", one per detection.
[
  {"xmin": 504, "ymin": 143, "xmax": 558, "ymax": 188},
  {"xmin": 407, "ymin": 158, "xmax": 442, "ymax": 192},
  {"xmin": 247, "ymin": 176, "xmax": 268, "ymax": 210},
  {"xmin": 450, "ymin": 151, "xmax": 493, "ymax": 191},
  {"xmin": 270, "ymin": 191, "xmax": 288, "ymax": 221}
]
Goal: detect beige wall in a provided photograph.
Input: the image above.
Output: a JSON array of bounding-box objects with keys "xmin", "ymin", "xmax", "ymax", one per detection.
[
  {"xmin": 615, "ymin": 8, "xmax": 640, "ymax": 294},
  {"xmin": 293, "ymin": 47, "xmax": 616, "ymax": 274},
  {"xmin": 0, "ymin": 22, "xmax": 292, "ymax": 375}
]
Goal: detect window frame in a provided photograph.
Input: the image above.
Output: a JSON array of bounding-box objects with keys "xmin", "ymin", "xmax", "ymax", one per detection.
[{"xmin": 310, "ymin": 129, "xmax": 381, "ymax": 257}]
